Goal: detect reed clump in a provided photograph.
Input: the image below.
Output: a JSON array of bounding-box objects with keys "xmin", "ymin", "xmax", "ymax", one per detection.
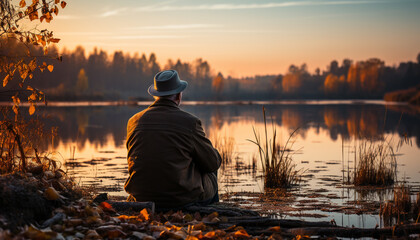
[
  {"xmin": 414, "ymin": 192, "xmax": 420, "ymax": 223},
  {"xmin": 353, "ymin": 140, "xmax": 396, "ymax": 186},
  {"xmin": 249, "ymin": 107, "xmax": 301, "ymax": 189},
  {"xmin": 380, "ymin": 184, "xmax": 419, "ymax": 226}
]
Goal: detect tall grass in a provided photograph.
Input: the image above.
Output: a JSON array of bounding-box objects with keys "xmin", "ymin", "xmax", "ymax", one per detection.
[
  {"xmin": 211, "ymin": 134, "xmax": 236, "ymax": 167},
  {"xmin": 379, "ymin": 184, "xmax": 420, "ymax": 226},
  {"xmin": 353, "ymin": 139, "xmax": 397, "ymax": 186},
  {"xmin": 248, "ymin": 107, "xmax": 301, "ymax": 189}
]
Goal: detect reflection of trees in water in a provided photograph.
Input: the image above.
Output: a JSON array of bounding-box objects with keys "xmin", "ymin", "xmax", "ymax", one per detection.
[{"xmin": 34, "ymin": 103, "xmax": 420, "ymax": 152}]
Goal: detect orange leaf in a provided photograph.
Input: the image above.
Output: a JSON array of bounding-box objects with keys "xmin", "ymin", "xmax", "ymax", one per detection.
[
  {"xmin": 47, "ymin": 65, "xmax": 54, "ymax": 72},
  {"xmin": 49, "ymin": 38, "xmax": 60, "ymax": 43},
  {"xmin": 203, "ymin": 231, "xmax": 216, "ymax": 238},
  {"xmin": 29, "ymin": 59, "xmax": 37, "ymax": 71},
  {"xmin": 13, "ymin": 105, "xmax": 19, "ymax": 115},
  {"xmin": 29, "ymin": 11, "xmax": 38, "ymax": 21},
  {"xmin": 268, "ymin": 226, "xmax": 281, "ymax": 232},
  {"xmin": 19, "ymin": 0, "xmax": 26, "ymax": 8},
  {"xmin": 3, "ymin": 74, "xmax": 10, "ymax": 87},
  {"xmin": 29, "ymin": 93, "xmax": 37, "ymax": 101},
  {"xmin": 139, "ymin": 208, "xmax": 149, "ymax": 221},
  {"xmin": 44, "ymin": 186, "xmax": 59, "ymax": 200},
  {"xmin": 234, "ymin": 229, "xmax": 250, "ymax": 238},
  {"xmin": 99, "ymin": 201, "xmax": 116, "ymax": 213},
  {"xmin": 29, "ymin": 104, "xmax": 36, "ymax": 115},
  {"xmin": 61, "ymin": 1, "xmax": 66, "ymax": 8}
]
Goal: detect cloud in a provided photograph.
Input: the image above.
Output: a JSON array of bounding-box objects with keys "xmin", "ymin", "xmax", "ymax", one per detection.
[
  {"xmin": 55, "ymin": 15, "xmax": 80, "ymax": 20},
  {"xmin": 131, "ymin": 24, "xmax": 222, "ymax": 30},
  {"xmin": 100, "ymin": 8, "xmax": 127, "ymax": 17},
  {"xmin": 59, "ymin": 32, "xmax": 112, "ymax": 36},
  {"xmin": 60, "ymin": 31, "xmax": 186, "ymax": 40},
  {"xmin": 111, "ymin": 35, "xmax": 187, "ymax": 40},
  {"xmin": 134, "ymin": 0, "xmax": 384, "ymax": 12}
]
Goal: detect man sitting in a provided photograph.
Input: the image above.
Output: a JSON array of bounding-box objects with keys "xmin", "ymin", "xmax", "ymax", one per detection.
[{"xmin": 124, "ymin": 70, "xmax": 221, "ymax": 208}]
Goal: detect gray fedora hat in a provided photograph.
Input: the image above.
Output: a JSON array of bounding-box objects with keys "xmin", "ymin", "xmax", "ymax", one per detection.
[{"xmin": 148, "ymin": 70, "xmax": 188, "ymax": 97}]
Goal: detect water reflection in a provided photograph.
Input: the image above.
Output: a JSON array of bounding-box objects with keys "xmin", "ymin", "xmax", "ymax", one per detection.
[
  {"xmin": 32, "ymin": 101, "xmax": 420, "ymax": 228},
  {"xmin": 38, "ymin": 101, "xmax": 420, "ymax": 151}
]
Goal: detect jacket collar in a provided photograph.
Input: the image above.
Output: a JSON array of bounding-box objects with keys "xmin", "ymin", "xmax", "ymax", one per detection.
[{"xmin": 150, "ymin": 98, "xmax": 180, "ymax": 109}]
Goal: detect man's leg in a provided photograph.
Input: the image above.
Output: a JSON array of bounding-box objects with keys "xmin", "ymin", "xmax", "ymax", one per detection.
[{"xmin": 200, "ymin": 171, "xmax": 219, "ymax": 205}]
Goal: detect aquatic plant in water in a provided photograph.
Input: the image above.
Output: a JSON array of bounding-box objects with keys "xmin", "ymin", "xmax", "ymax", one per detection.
[
  {"xmin": 353, "ymin": 139, "xmax": 397, "ymax": 186},
  {"xmin": 380, "ymin": 184, "xmax": 420, "ymax": 226},
  {"xmin": 248, "ymin": 107, "xmax": 301, "ymax": 189},
  {"xmin": 211, "ymin": 134, "xmax": 236, "ymax": 167}
]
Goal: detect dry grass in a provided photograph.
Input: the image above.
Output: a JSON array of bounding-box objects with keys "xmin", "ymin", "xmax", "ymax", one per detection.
[
  {"xmin": 415, "ymin": 192, "xmax": 420, "ymax": 223},
  {"xmin": 248, "ymin": 107, "xmax": 301, "ymax": 189},
  {"xmin": 353, "ymin": 140, "xmax": 397, "ymax": 186},
  {"xmin": 0, "ymin": 107, "xmax": 63, "ymax": 177},
  {"xmin": 211, "ymin": 134, "xmax": 236, "ymax": 167},
  {"xmin": 380, "ymin": 184, "xmax": 415, "ymax": 226}
]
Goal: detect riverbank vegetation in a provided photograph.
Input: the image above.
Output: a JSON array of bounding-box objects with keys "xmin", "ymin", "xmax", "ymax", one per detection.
[
  {"xmin": 384, "ymin": 85, "xmax": 420, "ymax": 106},
  {"xmin": 353, "ymin": 139, "xmax": 397, "ymax": 186},
  {"xmin": 2, "ymin": 40, "xmax": 420, "ymax": 102},
  {"xmin": 380, "ymin": 184, "xmax": 420, "ymax": 226},
  {"xmin": 249, "ymin": 107, "xmax": 301, "ymax": 189}
]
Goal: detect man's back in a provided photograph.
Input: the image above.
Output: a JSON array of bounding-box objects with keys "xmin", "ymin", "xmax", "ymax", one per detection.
[{"xmin": 124, "ymin": 98, "xmax": 221, "ymax": 208}]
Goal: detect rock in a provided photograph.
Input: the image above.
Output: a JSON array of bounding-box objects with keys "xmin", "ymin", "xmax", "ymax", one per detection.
[
  {"xmin": 55, "ymin": 233, "xmax": 65, "ymax": 240},
  {"xmin": 66, "ymin": 218, "xmax": 83, "ymax": 227},
  {"xmin": 85, "ymin": 230, "xmax": 101, "ymax": 240},
  {"xmin": 41, "ymin": 212, "xmax": 65, "ymax": 228},
  {"xmin": 51, "ymin": 224, "xmax": 64, "ymax": 232},
  {"xmin": 74, "ymin": 232, "xmax": 85, "ymax": 239},
  {"xmin": 104, "ymin": 228, "xmax": 127, "ymax": 238},
  {"xmin": 132, "ymin": 231, "xmax": 150, "ymax": 239}
]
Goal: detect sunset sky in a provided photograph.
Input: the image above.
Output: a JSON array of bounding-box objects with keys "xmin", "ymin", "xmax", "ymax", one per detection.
[{"xmin": 46, "ymin": 0, "xmax": 420, "ymax": 77}]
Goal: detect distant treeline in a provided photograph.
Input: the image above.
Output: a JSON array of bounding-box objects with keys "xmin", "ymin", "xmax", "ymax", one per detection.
[{"xmin": 1, "ymin": 40, "xmax": 420, "ymax": 101}]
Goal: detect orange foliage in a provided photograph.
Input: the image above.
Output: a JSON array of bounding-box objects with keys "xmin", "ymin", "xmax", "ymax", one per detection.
[
  {"xmin": 139, "ymin": 208, "xmax": 150, "ymax": 221},
  {"xmin": 347, "ymin": 63, "xmax": 359, "ymax": 91},
  {"xmin": 212, "ymin": 73, "xmax": 224, "ymax": 94},
  {"xmin": 1, "ymin": 0, "xmax": 66, "ymax": 114},
  {"xmin": 99, "ymin": 202, "xmax": 116, "ymax": 213},
  {"xmin": 346, "ymin": 59, "xmax": 384, "ymax": 94},
  {"xmin": 324, "ymin": 73, "xmax": 339, "ymax": 93},
  {"xmin": 234, "ymin": 229, "xmax": 251, "ymax": 238},
  {"xmin": 282, "ymin": 73, "xmax": 301, "ymax": 93}
]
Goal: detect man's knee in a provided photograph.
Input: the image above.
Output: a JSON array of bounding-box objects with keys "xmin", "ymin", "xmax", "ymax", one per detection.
[{"xmin": 202, "ymin": 172, "xmax": 218, "ymax": 202}]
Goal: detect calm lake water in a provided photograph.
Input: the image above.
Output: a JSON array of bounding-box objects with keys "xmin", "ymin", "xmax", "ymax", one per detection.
[{"xmin": 35, "ymin": 100, "xmax": 420, "ymax": 228}]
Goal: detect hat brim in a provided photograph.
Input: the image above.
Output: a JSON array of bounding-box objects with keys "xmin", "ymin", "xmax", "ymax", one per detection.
[{"xmin": 148, "ymin": 80, "xmax": 188, "ymax": 97}]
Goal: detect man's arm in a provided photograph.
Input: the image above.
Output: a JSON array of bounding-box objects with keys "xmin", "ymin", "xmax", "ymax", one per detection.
[{"xmin": 192, "ymin": 119, "xmax": 222, "ymax": 173}]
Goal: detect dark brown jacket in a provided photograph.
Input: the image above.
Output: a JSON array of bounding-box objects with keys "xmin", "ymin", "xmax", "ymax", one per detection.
[{"xmin": 124, "ymin": 99, "xmax": 221, "ymax": 208}]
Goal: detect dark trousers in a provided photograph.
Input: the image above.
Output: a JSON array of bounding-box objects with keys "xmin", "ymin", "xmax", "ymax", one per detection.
[{"xmin": 127, "ymin": 171, "xmax": 219, "ymax": 207}]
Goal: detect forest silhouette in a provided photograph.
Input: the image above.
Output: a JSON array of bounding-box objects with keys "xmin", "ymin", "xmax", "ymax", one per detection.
[{"xmin": 1, "ymin": 40, "xmax": 419, "ymax": 101}]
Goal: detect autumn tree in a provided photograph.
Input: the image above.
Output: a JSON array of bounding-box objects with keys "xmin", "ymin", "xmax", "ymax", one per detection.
[
  {"xmin": 324, "ymin": 73, "xmax": 346, "ymax": 95},
  {"xmin": 282, "ymin": 64, "xmax": 306, "ymax": 93},
  {"xmin": 0, "ymin": 0, "xmax": 67, "ymax": 114},
  {"xmin": 346, "ymin": 59, "xmax": 384, "ymax": 95},
  {"xmin": 76, "ymin": 68, "xmax": 88, "ymax": 93},
  {"xmin": 212, "ymin": 72, "xmax": 224, "ymax": 98}
]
